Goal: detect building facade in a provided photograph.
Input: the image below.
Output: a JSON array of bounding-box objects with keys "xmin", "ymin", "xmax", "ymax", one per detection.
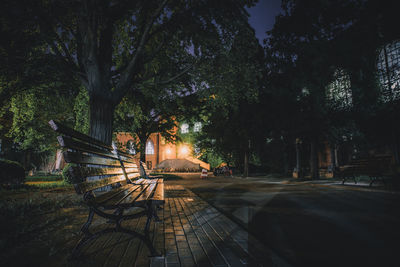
[{"xmin": 115, "ymin": 122, "xmax": 209, "ymax": 170}]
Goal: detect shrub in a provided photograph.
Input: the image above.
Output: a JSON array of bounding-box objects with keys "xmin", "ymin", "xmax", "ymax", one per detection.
[
  {"xmin": 0, "ymin": 158, "xmax": 25, "ymax": 185},
  {"xmin": 62, "ymin": 163, "xmax": 79, "ymax": 184}
]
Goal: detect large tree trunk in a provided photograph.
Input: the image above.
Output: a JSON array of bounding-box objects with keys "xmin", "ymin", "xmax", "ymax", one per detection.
[
  {"xmin": 295, "ymin": 139, "xmax": 302, "ymax": 178},
  {"xmin": 89, "ymin": 95, "xmax": 115, "ymax": 144},
  {"xmin": 137, "ymin": 134, "xmax": 147, "ymax": 163},
  {"xmin": 330, "ymin": 144, "xmax": 336, "ymax": 177},
  {"xmin": 310, "ymin": 137, "xmax": 319, "ymax": 179},
  {"xmin": 243, "ymin": 150, "xmax": 249, "ymax": 178},
  {"xmin": 392, "ymin": 131, "xmax": 400, "ymax": 165},
  {"xmin": 243, "ymin": 139, "xmax": 250, "ymax": 178}
]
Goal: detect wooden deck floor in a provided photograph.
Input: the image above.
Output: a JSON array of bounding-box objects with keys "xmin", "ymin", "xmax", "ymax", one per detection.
[{"xmin": 69, "ymin": 185, "xmax": 277, "ymax": 267}]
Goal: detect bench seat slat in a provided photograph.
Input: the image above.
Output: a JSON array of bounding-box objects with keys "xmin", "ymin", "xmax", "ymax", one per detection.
[
  {"xmin": 103, "ymin": 184, "xmax": 150, "ymax": 207},
  {"xmin": 63, "ymin": 151, "xmax": 137, "ymax": 167},
  {"xmin": 98, "ymin": 184, "xmax": 145, "ymax": 208},
  {"xmin": 133, "ymin": 183, "xmax": 157, "ymax": 203},
  {"xmin": 94, "ymin": 184, "xmax": 133, "ymax": 204},
  {"xmin": 150, "ymin": 182, "xmax": 164, "ymax": 205}
]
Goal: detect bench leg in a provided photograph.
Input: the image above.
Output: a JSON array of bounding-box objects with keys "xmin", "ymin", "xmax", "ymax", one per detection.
[
  {"xmin": 369, "ymin": 177, "xmax": 375, "ymax": 186},
  {"xmin": 70, "ymin": 208, "xmax": 95, "ymax": 259},
  {"xmin": 81, "ymin": 208, "xmax": 94, "ymax": 236},
  {"xmin": 114, "ymin": 208, "xmax": 124, "ymax": 231},
  {"xmin": 145, "ymin": 206, "xmax": 153, "ymax": 234}
]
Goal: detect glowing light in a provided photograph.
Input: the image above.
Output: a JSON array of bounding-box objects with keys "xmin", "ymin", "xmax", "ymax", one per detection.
[
  {"xmin": 166, "ymin": 148, "xmax": 172, "ymax": 154},
  {"xmin": 180, "ymin": 145, "xmax": 189, "ymax": 155}
]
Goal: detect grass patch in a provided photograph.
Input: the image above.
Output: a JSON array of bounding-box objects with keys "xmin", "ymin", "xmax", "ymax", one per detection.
[
  {"xmin": 152, "ymin": 173, "xmax": 182, "ymax": 181},
  {"xmin": 0, "ymin": 190, "xmax": 79, "ymax": 252},
  {"xmin": 25, "ymin": 175, "xmax": 63, "ymax": 182},
  {"xmin": 25, "ymin": 181, "xmax": 72, "ymax": 189}
]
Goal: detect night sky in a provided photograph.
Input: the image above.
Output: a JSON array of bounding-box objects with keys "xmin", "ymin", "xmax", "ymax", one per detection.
[{"xmin": 247, "ymin": 0, "xmax": 282, "ymax": 45}]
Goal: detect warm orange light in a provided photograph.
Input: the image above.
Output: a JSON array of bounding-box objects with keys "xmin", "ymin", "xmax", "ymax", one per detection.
[
  {"xmin": 180, "ymin": 145, "xmax": 189, "ymax": 155},
  {"xmin": 166, "ymin": 148, "xmax": 172, "ymax": 154}
]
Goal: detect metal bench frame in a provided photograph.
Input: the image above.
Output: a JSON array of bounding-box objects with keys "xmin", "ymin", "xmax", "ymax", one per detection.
[{"xmin": 49, "ymin": 120, "xmax": 164, "ymax": 258}]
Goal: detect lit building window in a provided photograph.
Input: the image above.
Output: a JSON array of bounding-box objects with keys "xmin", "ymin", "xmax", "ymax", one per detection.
[
  {"xmin": 377, "ymin": 40, "xmax": 400, "ymax": 102},
  {"xmin": 326, "ymin": 69, "xmax": 352, "ymax": 108},
  {"xmin": 194, "ymin": 122, "xmax": 202, "ymax": 132},
  {"xmin": 181, "ymin": 123, "xmax": 189, "ymax": 134},
  {"xmin": 145, "ymin": 140, "xmax": 154, "ymax": 155}
]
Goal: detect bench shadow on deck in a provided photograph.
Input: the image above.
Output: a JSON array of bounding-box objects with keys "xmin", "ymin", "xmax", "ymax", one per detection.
[{"xmin": 69, "ymin": 185, "xmax": 277, "ymax": 267}]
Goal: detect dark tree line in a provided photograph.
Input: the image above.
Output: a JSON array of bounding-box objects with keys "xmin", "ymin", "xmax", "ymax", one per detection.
[{"xmin": 1, "ymin": 0, "xmax": 400, "ymax": 177}]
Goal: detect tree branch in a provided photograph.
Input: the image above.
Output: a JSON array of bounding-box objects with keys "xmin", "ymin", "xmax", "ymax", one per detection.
[
  {"xmin": 115, "ymin": 0, "xmax": 169, "ymax": 102},
  {"xmin": 155, "ymin": 63, "xmax": 194, "ymax": 85}
]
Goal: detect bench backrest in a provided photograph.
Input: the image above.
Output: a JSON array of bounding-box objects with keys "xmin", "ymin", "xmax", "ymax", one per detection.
[
  {"xmin": 49, "ymin": 120, "xmax": 140, "ymax": 194},
  {"xmin": 342, "ymin": 155, "xmax": 393, "ymax": 173},
  {"xmin": 138, "ymin": 161, "xmax": 153, "ymax": 178}
]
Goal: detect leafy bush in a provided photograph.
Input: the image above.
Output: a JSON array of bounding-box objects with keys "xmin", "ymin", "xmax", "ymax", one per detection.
[
  {"xmin": 0, "ymin": 158, "xmax": 25, "ymax": 185},
  {"xmin": 61, "ymin": 163, "xmax": 79, "ymax": 184}
]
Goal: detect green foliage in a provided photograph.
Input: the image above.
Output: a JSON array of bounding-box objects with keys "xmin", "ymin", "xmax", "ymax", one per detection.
[
  {"xmin": 199, "ymin": 151, "xmax": 224, "ymax": 169},
  {"xmin": 61, "ymin": 163, "xmax": 79, "ymax": 184},
  {"xmin": 25, "ymin": 175, "xmax": 62, "ymax": 182},
  {"xmin": 0, "ymin": 158, "xmax": 25, "ymax": 185},
  {"xmin": 73, "ymin": 87, "xmax": 89, "ymax": 134},
  {"xmin": 7, "ymin": 86, "xmax": 75, "ymax": 152}
]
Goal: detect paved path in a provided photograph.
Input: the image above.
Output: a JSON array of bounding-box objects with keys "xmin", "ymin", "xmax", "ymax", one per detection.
[
  {"xmin": 176, "ymin": 175, "xmax": 400, "ymax": 267},
  {"xmin": 69, "ymin": 184, "xmax": 287, "ymax": 267}
]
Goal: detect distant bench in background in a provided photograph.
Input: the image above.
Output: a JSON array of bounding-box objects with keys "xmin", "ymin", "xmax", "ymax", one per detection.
[{"xmin": 337, "ymin": 155, "xmax": 393, "ymax": 186}]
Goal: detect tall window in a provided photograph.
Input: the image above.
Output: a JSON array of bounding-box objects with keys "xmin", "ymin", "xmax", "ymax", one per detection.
[
  {"xmin": 377, "ymin": 40, "xmax": 400, "ymax": 102},
  {"xmin": 181, "ymin": 123, "xmax": 189, "ymax": 134},
  {"xmin": 326, "ymin": 69, "xmax": 352, "ymax": 108},
  {"xmin": 194, "ymin": 122, "xmax": 202, "ymax": 132},
  {"xmin": 145, "ymin": 140, "xmax": 154, "ymax": 155}
]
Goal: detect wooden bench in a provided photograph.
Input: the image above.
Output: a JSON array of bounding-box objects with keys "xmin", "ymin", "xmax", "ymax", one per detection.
[
  {"xmin": 49, "ymin": 120, "xmax": 164, "ymax": 257},
  {"xmin": 138, "ymin": 160, "xmax": 163, "ymax": 179},
  {"xmin": 338, "ymin": 155, "xmax": 393, "ymax": 186}
]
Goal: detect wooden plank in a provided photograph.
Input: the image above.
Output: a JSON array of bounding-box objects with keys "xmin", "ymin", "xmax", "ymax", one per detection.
[
  {"xmin": 164, "ymin": 198, "xmax": 180, "ymax": 266},
  {"xmin": 191, "ymin": 197, "xmax": 273, "ymax": 266},
  {"xmin": 175, "ymin": 198, "xmax": 216, "ymax": 267},
  {"xmin": 187, "ymin": 198, "xmax": 259, "ymax": 266},
  {"xmin": 58, "ymin": 135, "xmax": 122, "ymax": 161},
  {"xmin": 134, "ymin": 183, "xmax": 157, "ymax": 203},
  {"xmin": 104, "ymin": 217, "xmax": 142, "ymax": 267},
  {"xmin": 118, "ymin": 215, "xmax": 146, "ymax": 267},
  {"xmin": 70, "ymin": 166, "xmax": 139, "ymax": 179},
  {"xmin": 100, "ymin": 184, "xmax": 145, "ymax": 207},
  {"xmin": 151, "ymin": 182, "xmax": 164, "ymax": 203},
  {"xmin": 139, "ymin": 160, "xmax": 164, "ymax": 178},
  {"xmin": 133, "ymin": 208, "xmax": 158, "ymax": 267},
  {"xmin": 94, "ymin": 184, "xmax": 134, "ymax": 204},
  {"xmin": 76, "ymin": 223, "xmax": 115, "ymax": 266},
  {"xmin": 49, "ymin": 120, "xmax": 135, "ymax": 159},
  {"xmin": 74, "ymin": 173, "xmax": 139, "ymax": 194},
  {"xmin": 63, "ymin": 151, "xmax": 137, "ymax": 168},
  {"xmin": 169, "ymin": 197, "xmax": 208, "ymax": 267},
  {"xmin": 114, "ymin": 184, "xmax": 150, "ymax": 206},
  {"xmin": 173, "ymin": 197, "xmax": 227, "ymax": 266}
]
